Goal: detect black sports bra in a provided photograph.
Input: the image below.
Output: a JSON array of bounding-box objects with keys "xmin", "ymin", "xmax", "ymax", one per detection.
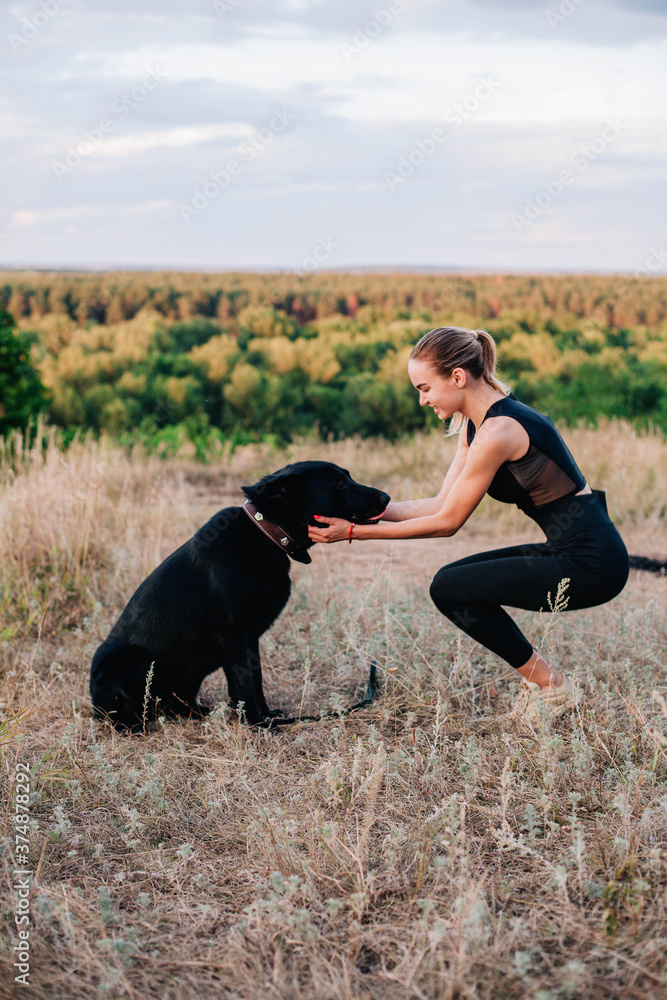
[{"xmin": 466, "ymin": 393, "xmax": 586, "ymax": 515}]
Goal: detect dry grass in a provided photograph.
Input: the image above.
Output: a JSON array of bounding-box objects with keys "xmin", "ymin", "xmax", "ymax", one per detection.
[{"xmin": 1, "ymin": 421, "xmax": 666, "ymax": 1000}]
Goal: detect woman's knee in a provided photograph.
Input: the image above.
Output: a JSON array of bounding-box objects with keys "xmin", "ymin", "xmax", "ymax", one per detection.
[{"xmin": 430, "ymin": 567, "xmax": 456, "ymax": 610}]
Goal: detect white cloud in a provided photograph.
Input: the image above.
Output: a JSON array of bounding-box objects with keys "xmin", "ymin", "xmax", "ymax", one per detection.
[
  {"xmin": 1, "ymin": 3, "xmax": 666, "ymax": 270},
  {"xmin": 9, "ymin": 201, "xmax": 171, "ymax": 225},
  {"xmin": 97, "ymin": 123, "xmax": 255, "ymax": 157},
  {"xmin": 97, "ymin": 34, "xmax": 667, "ymax": 129}
]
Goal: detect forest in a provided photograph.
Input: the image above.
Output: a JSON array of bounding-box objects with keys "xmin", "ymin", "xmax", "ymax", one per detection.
[{"xmin": 2, "ymin": 268, "xmax": 666, "ymax": 453}]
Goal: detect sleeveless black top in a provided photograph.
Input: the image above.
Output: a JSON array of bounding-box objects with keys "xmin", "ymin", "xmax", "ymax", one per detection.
[{"xmin": 466, "ymin": 393, "xmax": 586, "ymax": 516}]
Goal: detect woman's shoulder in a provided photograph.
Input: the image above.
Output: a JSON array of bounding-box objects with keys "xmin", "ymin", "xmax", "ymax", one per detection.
[
  {"xmin": 474, "ymin": 411, "xmax": 530, "ymax": 448},
  {"xmin": 467, "ymin": 409, "xmax": 531, "ymax": 468},
  {"xmin": 466, "ymin": 392, "xmax": 528, "ymax": 443},
  {"xmin": 490, "ymin": 392, "xmax": 554, "ymax": 427}
]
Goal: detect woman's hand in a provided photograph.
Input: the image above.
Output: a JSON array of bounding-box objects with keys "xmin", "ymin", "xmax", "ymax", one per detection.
[{"xmin": 308, "ymin": 515, "xmax": 352, "ymax": 544}]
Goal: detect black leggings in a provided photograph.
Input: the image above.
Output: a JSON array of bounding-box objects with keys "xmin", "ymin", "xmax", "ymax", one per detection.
[{"xmin": 429, "ymin": 490, "xmax": 630, "ymax": 669}]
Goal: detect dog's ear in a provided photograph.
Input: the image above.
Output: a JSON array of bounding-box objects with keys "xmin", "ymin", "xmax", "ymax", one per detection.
[
  {"xmin": 290, "ymin": 549, "xmax": 312, "ymax": 565},
  {"xmin": 242, "ymin": 466, "xmax": 297, "ymax": 505},
  {"xmin": 241, "ymin": 481, "xmax": 284, "ymax": 503}
]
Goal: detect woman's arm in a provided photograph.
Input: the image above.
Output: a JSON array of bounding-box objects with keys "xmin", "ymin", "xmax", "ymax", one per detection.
[
  {"xmin": 381, "ymin": 423, "xmax": 470, "ymax": 521},
  {"xmin": 309, "ymin": 419, "xmax": 517, "ymax": 543}
]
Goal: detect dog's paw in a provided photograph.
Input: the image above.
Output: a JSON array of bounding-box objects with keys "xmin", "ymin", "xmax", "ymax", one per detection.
[
  {"xmin": 246, "ymin": 715, "xmax": 276, "ymax": 729},
  {"xmin": 249, "ymin": 713, "xmax": 297, "ymax": 730}
]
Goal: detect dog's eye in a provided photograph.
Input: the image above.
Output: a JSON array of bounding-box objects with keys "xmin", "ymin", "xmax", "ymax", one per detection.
[{"xmin": 335, "ymin": 480, "xmax": 347, "ymax": 490}]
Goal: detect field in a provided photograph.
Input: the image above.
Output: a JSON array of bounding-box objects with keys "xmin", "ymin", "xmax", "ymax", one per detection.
[{"xmin": 1, "ymin": 421, "xmax": 666, "ymax": 1000}]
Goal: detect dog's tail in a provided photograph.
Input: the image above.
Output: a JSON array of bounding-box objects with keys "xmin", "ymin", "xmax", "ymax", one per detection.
[{"xmin": 629, "ymin": 555, "xmax": 667, "ymax": 575}]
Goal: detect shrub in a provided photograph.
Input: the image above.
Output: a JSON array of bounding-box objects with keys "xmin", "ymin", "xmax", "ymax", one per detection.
[{"xmin": 0, "ymin": 310, "xmax": 50, "ymax": 436}]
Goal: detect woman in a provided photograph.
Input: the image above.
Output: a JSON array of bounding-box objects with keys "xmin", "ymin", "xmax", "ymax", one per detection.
[{"xmin": 307, "ymin": 326, "xmax": 630, "ymax": 721}]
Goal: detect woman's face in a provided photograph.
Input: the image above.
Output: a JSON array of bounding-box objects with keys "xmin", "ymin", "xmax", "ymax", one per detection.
[{"xmin": 408, "ymin": 357, "xmax": 463, "ymax": 420}]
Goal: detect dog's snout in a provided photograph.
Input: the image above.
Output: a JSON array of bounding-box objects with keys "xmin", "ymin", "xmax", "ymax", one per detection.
[{"xmin": 347, "ymin": 485, "xmax": 391, "ymax": 523}]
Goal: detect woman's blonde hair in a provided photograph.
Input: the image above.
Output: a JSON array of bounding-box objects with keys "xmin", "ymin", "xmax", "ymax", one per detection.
[{"xmin": 410, "ymin": 326, "xmax": 511, "ymax": 435}]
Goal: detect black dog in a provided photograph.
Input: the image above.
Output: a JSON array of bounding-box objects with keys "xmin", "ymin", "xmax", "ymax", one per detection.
[{"xmin": 90, "ymin": 461, "xmax": 390, "ymax": 731}]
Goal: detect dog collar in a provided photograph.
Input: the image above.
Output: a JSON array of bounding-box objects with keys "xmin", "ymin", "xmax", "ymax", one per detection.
[{"xmin": 242, "ymin": 500, "xmax": 311, "ymax": 564}]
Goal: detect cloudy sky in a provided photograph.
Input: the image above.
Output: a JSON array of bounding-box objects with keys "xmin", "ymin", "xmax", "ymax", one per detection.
[{"xmin": 1, "ymin": 0, "xmax": 666, "ymax": 272}]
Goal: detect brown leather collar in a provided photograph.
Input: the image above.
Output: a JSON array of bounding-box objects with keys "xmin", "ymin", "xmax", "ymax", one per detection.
[{"xmin": 242, "ymin": 500, "xmax": 311, "ymax": 564}]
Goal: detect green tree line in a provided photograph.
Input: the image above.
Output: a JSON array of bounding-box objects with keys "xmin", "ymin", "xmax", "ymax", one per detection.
[{"xmin": 1, "ymin": 270, "xmax": 666, "ymax": 453}]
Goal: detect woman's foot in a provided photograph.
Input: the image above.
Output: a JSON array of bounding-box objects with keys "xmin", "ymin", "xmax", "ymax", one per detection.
[
  {"xmin": 516, "ymin": 651, "xmax": 562, "ymax": 690},
  {"xmin": 514, "ymin": 673, "xmax": 578, "ymax": 723}
]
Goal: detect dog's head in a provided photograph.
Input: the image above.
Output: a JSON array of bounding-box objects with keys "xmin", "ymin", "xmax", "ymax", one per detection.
[{"xmin": 242, "ymin": 461, "xmax": 391, "ymax": 563}]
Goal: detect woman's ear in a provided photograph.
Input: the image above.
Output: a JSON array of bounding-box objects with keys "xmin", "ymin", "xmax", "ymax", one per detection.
[{"xmin": 451, "ymin": 367, "xmax": 467, "ymax": 388}]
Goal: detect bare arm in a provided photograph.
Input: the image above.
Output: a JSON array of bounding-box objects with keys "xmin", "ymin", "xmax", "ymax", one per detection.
[
  {"xmin": 381, "ymin": 423, "xmax": 470, "ymax": 521},
  {"xmin": 309, "ymin": 418, "xmax": 524, "ymax": 543}
]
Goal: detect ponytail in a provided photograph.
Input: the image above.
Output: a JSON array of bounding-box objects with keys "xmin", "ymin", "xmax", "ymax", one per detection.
[
  {"xmin": 475, "ymin": 328, "xmax": 510, "ymax": 395},
  {"xmin": 410, "ymin": 326, "xmax": 511, "ymax": 435}
]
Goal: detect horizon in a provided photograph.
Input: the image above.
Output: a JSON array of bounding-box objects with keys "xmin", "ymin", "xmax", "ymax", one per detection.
[{"xmin": 2, "ymin": 262, "xmax": 666, "ymax": 278}]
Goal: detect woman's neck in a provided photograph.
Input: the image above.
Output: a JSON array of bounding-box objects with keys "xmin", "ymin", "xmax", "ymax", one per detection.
[{"xmin": 461, "ymin": 385, "xmax": 508, "ymax": 429}]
